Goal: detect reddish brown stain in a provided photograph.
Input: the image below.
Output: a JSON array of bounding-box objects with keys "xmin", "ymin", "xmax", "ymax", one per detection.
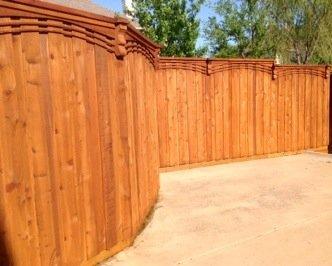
[
  {"xmin": 3, "ymin": 89, "xmax": 12, "ymax": 97},
  {"xmin": 5, "ymin": 182, "xmax": 21, "ymax": 193}
]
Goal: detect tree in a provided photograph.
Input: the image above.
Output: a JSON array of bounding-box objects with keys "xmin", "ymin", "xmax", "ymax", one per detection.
[
  {"xmin": 131, "ymin": 0, "xmax": 205, "ymax": 57},
  {"xmin": 267, "ymin": 0, "xmax": 332, "ymax": 64},
  {"xmin": 312, "ymin": 15, "xmax": 332, "ymax": 64},
  {"xmin": 205, "ymin": 0, "xmax": 332, "ymax": 64},
  {"xmin": 205, "ymin": 0, "xmax": 276, "ymax": 58}
]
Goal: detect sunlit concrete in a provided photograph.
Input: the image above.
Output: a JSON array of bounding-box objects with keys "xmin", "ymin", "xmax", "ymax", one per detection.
[{"xmin": 104, "ymin": 153, "xmax": 332, "ymax": 266}]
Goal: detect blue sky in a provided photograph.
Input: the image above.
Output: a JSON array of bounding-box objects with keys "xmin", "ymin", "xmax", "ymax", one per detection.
[
  {"xmin": 92, "ymin": 0, "xmax": 215, "ymax": 47},
  {"xmin": 92, "ymin": 0, "xmax": 122, "ymax": 13}
]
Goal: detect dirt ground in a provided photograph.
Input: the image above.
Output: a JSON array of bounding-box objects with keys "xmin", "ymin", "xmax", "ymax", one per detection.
[{"xmin": 104, "ymin": 153, "xmax": 332, "ymax": 266}]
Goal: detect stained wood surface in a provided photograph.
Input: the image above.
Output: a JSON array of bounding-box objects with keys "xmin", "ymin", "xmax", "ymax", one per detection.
[
  {"xmin": 0, "ymin": 12, "xmax": 159, "ymax": 266},
  {"xmin": 157, "ymin": 60, "xmax": 330, "ymax": 168},
  {"xmin": 0, "ymin": 1, "xmax": 330, "ymax": 265}
]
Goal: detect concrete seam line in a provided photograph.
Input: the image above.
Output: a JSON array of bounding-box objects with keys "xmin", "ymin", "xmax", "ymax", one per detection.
[{"xmin": 177, "ymin": 209, "xmax": 332, "ymax": 265}]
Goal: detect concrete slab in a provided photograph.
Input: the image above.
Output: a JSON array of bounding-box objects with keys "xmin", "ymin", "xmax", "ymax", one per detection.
[{"xmin": 103, "ymin": 153, "xmax": 332, "ymax": 266}]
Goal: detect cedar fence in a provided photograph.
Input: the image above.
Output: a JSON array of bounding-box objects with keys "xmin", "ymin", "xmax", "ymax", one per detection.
[
  {"xmin": 157, "ymin": 58, "xmax": 330, "ymax": 169},
  {"xmin": 0, "ymin": 0, "xmax": 330, "ymax": 265}
]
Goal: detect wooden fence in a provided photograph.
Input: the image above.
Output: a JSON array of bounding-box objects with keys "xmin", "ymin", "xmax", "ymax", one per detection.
[
  {"xmin": 157, "ymin": 58, "xmax": 330, "ymax": 169},
  {"xmin": 0, "ymin": 1, "xmax": 160, "ymax": 265},
  {"xmin": 0, "ymin": 0, "xmax": 330, "ymax": 265}
]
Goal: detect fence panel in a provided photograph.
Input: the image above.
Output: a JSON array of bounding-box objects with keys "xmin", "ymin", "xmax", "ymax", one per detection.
[
  {"xmin": 157, "ymin": 59, "xmax": 330, "ymax": 169},
  {"xmin": 0, "ymin": 1, "xmax": 160, "ymax": 265}
]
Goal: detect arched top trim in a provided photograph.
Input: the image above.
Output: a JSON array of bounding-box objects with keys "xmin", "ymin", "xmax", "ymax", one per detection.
[
  {"xmin": 158, "ymin": 58, "xmax": 207, "ymax": 74},
  {"xmin": 157, "ymin": 58, "xmax": 275, "ymax": 76},
  {"xmin": 274, "ymin": 65, "xmax": 330, "ymax": 79},
  {"xmin": 209, "ymin": 61, "xmax": 273, "ymax": 75},
  {"xmin": 157, "ymin": 58, "xmax": 329, "ymax": 80},
  {"xmin": 0, "ymin": 0, "xmax": 161, "ymax": 60},
  {"xmin": 126, "ymin": 41, "xmax": 158, "ymax": 67},
  {"xmin": 0, "ymin": 17, "xmax": 116, "ymax": 53}
]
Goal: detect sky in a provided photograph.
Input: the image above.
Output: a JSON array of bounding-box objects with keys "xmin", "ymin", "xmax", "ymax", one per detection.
[
  {"xmin": 92, "ymin": 0, "xmax": 122, "ymax": 13},
  {"xmin": 92, "ymin": 0, "xmax": 215, "ymax": 47}
]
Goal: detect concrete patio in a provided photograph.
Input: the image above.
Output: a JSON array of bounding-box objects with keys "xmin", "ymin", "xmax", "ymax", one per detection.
[{"xmin": 104, "ymin": 153, "xmax": 332, "ymax": 266}]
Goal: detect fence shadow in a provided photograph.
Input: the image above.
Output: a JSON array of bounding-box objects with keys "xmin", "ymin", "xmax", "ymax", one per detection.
[{"xmin": 0, "ymin": 211, "xmax": 10, "ymax": 266}]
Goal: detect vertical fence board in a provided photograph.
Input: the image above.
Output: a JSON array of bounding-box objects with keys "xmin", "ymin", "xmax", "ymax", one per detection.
[
  {"xmin": 263, "ymin": 72, "xmax": 271, "ymax": 154},
  {"xmin": 292, "ymin": 74, "xmax": 299, "ymax": 151},
  {"xmin": 49, "ymin": 34, "xmax": 86, "ymax": 264},
  {"xmin": 247, "ymin": 67, "xmax": 255, "ymax": 156},
  {"xmin": 177, "ymin": 69, "xmax": 190, "ymax": 165},
  {"xmin": 205, "ymin": 71, "xmax": 214, "ymax": 162},
  {"xmin": 234, "ymin": 68, "xmax": 241, "ymax": 158},
  {"xmin": 0, "ymin": 31, "xmax": 42, "ymax": 266},
  {"xmin": 311, "ymin": 75, "xmax": 318, "ymax": 147},
  {"xmin": 305, "ymin": 74, "xmax": 312, "ymax": 148},
  {"xmin": 71, "ymin": 37, "xmax": 91, "ymax": 260},
  {"xmin": 125, "ymin": 53, "xmax": 139, "ymax": 235},
  {"xmin": 157, "ymin": 70, "xmax": 170, "ymax": 167},
  {"xmin": 136, "ymin": 54, "xmax": 149, "ymax": 217},
  {"xmin": 240, "ymin": 67, "xmax": 248, "ymax": 157},
  {"xmin": 285, "ymin": 74, "xmax": 293, "ymax": 152},
  {"xmin": 167, "ymin": 69, "xmax": 179, "ymax": 166},
  {"xmin": 317, "ymin": 76, "xmax": 323, "ymax": 148},
  {"xmin": 223, "ymin": 69, "xmax": 231, "ymax": 159},
  {"xmin": 21, "ymin": 32, "xmax": 57, "ymax": 265},
  {"xmin": 255, "ymin": 69, "xmax": 264, "ymax": 155},
  {"xmin": 94, "ymin": 46, "xmax": 116, "ymax": 250},
  {"xmin": 298, "ymin": 73, "xmax": 305, "ymax": 150},
  {"xmin": 187, "ymin": 70, "xmax": 198, "ymax": 163},
  {"xmin": 196, "ymin": 72, "xmax": 206, "ymax": 162},
  {"xmin": 322, "ymin": 76, "xmax": 329, "ymax": 146},
  {"xmin": 83, "ymin": 40, "xmax": 107, "ymax": 256},
  {"xmin": 214, "ymin": 71, "xmax": 223, "ymax": 160},
  {"xmin": 270, "ymin": 74, "xmax": 278, "ymax": 153}
]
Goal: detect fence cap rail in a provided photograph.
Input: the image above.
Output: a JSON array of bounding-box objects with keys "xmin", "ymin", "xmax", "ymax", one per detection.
[
  {"xmin": 276, "ymin": 64, "xmax": 330, "ymax": 68},
  {"xmin": 0, "ymin": 0, "xmax": 162, "ymax": 58},
  {"xmin": 158, "ymin": 58, "xmax": 330, "ymax": 68},
  {"xmin": 159, "ymin": 57, "xmax": 275, "ymax": 63}
]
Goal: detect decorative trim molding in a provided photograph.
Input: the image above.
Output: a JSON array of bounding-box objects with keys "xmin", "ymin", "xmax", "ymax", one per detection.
[
  {"xmin": 209, "ymin": 61, "xmax": 273, "ymax": 75},
  {"xmin": 157, "ymin": 59, "xmax": 330, "ymax": 80},
  {"xmin": 157, "ymin": 58, "xmax": 275, "ymax": 76},
  {"xmin": 114, "ymin": 22, "xmax": 127, "ymax": 59},
  {"xmin": 0, "ymin": 17, "xmax": 116, "ymax": 52},
  {"xmin": 158, "ymin": 58, "xmax": 207, "ymax": 74},
  {"xmin": 126, "ymin": 41, "xmax": 158, "ymax": 66},
  {"xmin": 0, "ymin": 0, "xmax": 161, "ymax": 61},
  {"xmin": 274, "ymin": 65, "xmax": 330, "ymax": 79}
]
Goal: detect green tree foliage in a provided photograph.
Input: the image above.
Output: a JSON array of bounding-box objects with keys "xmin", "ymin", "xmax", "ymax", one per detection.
[
  {"xmin": 267, "ymin": 0, "xmax": 331, "ymax": 64},
  {"xmin": 313, "ymin": 15, "xmax": 332, "ymax": 64},
  {"xmin": 131, "ymin": 0, "xmax": 205, "ymax": 57},
  {"xmin": 205, "ymin": 0, "xmax": 275, "ymax": 58},
  {"xmin": 206, "ymin": 0, "xmax": 332, "ymax": 64}
]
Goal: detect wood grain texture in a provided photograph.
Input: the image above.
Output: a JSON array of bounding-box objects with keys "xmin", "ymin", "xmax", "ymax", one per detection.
[
  {"xmin": 0, "ymin": 14, "xmax": 159, "ymax": 266},
  {"xmin": 0, "ymin": 1, "xmax": 330, "ymax": 265},
  {"xmin": 157, "ymin": 60, "xmax": 330, "ymax": 169}
]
